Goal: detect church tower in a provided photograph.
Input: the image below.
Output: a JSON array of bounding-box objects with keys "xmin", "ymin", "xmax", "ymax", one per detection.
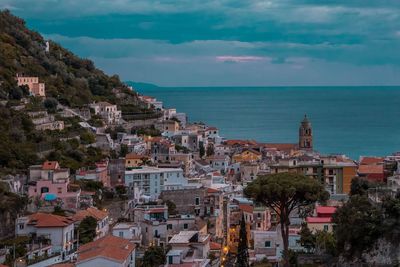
[{"xmin": 299, "ymin": 115, "xmax": 313, "ymax": 150}]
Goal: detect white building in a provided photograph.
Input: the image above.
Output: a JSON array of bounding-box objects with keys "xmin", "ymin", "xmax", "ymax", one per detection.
[
  {"xmin": 125, "ymin": 167, "xmax": 188, "ymax": 199},
  {"xmin": 90, "ymin": 101, "xmax": 122, "ymax": 124},
  {"xmin": 166, "ymin": 231, "xmax": 210, "ymax": 267},
  {"xmin": 112, "ymin": 222, "xmax": 142, "ymax": 246},
  {"xmin": 72, "ymin": 207, "xmax": 110, "ymax": 240},
  {"xmin": 16, "ymin": 213, "xmax": 75, "ymax": 254},
  {"xmin": 76, "ymin": 235, "xmax": 136, "ymax": 267}
]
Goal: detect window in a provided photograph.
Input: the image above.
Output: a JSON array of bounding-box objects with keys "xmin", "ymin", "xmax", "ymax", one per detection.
[
  {"xmin": 57, "ymin": 187, "xmax": 62, "ymax": 194},
  {"xmin": 257, "ymin": 223, "xmax": 261, "ymax": 228},
  {"xmin": 167, "ymin": 224, "xmax": 172, "ymax": 230},
  {"xmin": 183, "ymin": 223, "xmax": 188, "ymax": 229},
  {"xmin": 18, "ymin": 224, "xmax": 24, "ymax": 230},
  {"xmin": 119, "ymin": 231, "xmax": 124, "ymax": 238},
  {"xmin": 265, "ymin": 241, "xmax": 271, "ymax": 248},
  {"xmin": 195, "ymin": 197, "xmax": 200, "ymax": 205},
  {"xmin": 169, "ymin": 256, "xmax": 173, "ymax": 264},
  {"xmin": 323, "ymin": 225, "xmax": 329, "ymax": 231}
]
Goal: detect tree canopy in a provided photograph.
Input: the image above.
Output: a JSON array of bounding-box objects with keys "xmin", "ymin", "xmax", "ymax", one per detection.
[
  {"xmin": 142, "ymin": 245, "xmax": 166, "ymax": 267},
  {"xmin": 244, "ymin": 172, "xmax": 328, "ymax": 266}
]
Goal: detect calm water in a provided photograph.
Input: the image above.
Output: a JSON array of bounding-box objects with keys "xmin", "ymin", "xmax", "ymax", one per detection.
[{"xmin": 138, "ymin": 87, "xmax": 400, "ymax": 159}]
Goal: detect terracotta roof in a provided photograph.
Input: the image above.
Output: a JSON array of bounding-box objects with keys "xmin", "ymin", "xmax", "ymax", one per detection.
[
  {"xmin": 359, "ymin": 156, "xmax": 384, "ymax": 165},
  {"xmin": 316, "ymin": 206, "xmax": 336, "ymax": 215},
  {"xmin": 239, "ymin": 204, "xmax": 254, "ymax": 214},
  {"xmin": 358, "ymin": 164, "xmax": 384, "ymax": 174},
  {"xmin": 73, "ymin": 207, "xmax": 108, "ymax": 222},
  {"xmin": 306, "ymin": 217, "xmax": 332, "ymax": 223},
  {"xmin": 42, "ymin": 161, "xmax": 59, "ymax": 170},
  {"xmin": 28, "ymin": 213, "xmax": 74, "ymax": 228},
  {"xmin": 78, "ymin": 235, "xmax": 135, "ymax": 264},
  {"xmin": 207, "ymin": 188, "xmax": 220, "ymax": 194},
  {"xmin": 212, "ymin": 171, "xmax": 221, "ymax": 176},
  {"xmin": 225, "ymin": 140, "xmax": 258, "ymax": 146},
  {"xmin": 263, "ymin": 143, "xmax": 297, "ymax": 151},
  {"xmin": 125, "ymin": 153, "xmax": 147, "ymax": 160},
  {"xmin": 210, "ymin": 241, "xmax": 222, "ymax": 250}
]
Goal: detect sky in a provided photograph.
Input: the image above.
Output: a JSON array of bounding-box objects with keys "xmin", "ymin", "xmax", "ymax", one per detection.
[{"xmin": 2, "ymin": 0, "xmax": 400, "ymax": 86}]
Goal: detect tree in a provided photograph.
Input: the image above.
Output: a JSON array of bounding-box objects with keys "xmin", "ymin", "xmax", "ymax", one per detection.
[
  {"xmin": 199, "ymin": 142, "xmax": 205, "ymax": 158},
  {"xmin": 206, "ymin": 144, "xmax": 214, "ymax": 157},
  {"xmin": 236, "ymin": 213, "xmax": 250, "ymax": 267},
  {"xmin": 333, "ymin": 195, "xmax": 382, "ymax": 260},
  {"xmin": 142, "ymin": 245, "xmax": 166, "ymax": 267},
  {"xmin": 314, "ymin": 230, "xmax": 336, "ymax": 256},
  {"xmin": 244, "ymin": 173, "xmax": 328, "ymax": 267},
  {"xmin": 299, "ymin": 223, "xmax": 315, "ymax": 253},
  {"xmin": 78, "ymin": 216, "xmax": 98, "ymax": 244},
  {"xmin": 52, "ymin": 206, "xmax": 66, "ymax": 216},
  {"xmin": 350, "ymin": 177, "xmax": 370, "ymax": 196},
  {"xmin": 43, "ymin": 97, "xmax": 58, "ymax": 113},
  {"xmin": 165, "ymin": 200, "xmax": 177, "ymax": 215},
  {"xmin": 119, "ymin": 144, "xmax": 128, "ymax": 157}
]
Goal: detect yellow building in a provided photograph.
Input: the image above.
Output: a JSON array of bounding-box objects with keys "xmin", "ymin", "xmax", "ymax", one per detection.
[
  {"xmin": 232, "ymin": 149, "xmax": 262, "ymax": 163},
  {"xmin": 125, "ymin": 153, "xmax": 148, "ymax": 168}
]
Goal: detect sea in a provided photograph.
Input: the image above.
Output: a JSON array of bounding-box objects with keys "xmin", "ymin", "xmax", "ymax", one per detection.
[{"xmin": 137, "ymin": 86, "xmax": 400, "ymax": 160}]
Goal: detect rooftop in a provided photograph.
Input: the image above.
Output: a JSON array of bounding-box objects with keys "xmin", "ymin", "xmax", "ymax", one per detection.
[
  {"xmin": 78, "ymin": 235, "xmax": 135, "ymax": 263},
  {"xmin": 73, "ymin": 207, "xmax": 108, "ymax": 222},
  {"xmin": 26, "ymin": 213, "xmax": 74, "ymax": 228}
]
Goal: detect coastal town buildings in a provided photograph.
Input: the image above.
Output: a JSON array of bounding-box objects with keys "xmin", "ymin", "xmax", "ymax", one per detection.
[
  {"xmin": 16, "ymin": 75, "xmax": 46, "ymax": 96},
  {"xmin": 124, "ymin": 166, "xmax": 187, "ymax": 199},
  {"xmin": 90, "ymin": 101, "xmax": 122, "ymax": 124}
]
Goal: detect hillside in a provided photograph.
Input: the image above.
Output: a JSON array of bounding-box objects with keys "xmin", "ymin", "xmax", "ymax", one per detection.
[
  {"xmin": 0, "ymin": 10, "xmax": 145, "ymax": 108},
  {"xmin": 0, "ymin": 10, "xmax": 160, "ymax": 174}
]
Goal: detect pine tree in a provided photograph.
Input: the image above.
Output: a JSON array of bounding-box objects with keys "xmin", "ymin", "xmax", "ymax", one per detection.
[{"xmin": 236, "ymin": 213, "xmax": 250, "ymax": 267}]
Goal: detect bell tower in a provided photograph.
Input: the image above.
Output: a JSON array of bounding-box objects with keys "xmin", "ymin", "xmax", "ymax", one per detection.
[{"xmin": 299, "ymin": 114, "xmax": 313, "ymax": 150}]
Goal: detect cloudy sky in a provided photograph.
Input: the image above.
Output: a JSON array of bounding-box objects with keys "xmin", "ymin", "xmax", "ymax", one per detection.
[{"xmin": 2, "ymin": 0, "xmax": 400, "ymax": 86}]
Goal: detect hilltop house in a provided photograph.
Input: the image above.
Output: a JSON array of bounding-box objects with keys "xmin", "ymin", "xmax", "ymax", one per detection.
[
  {"xmin": 90, "ymin": 101, "xmax": 121, "ymax": 124},
  {"xmin": 16, "ymin": 75, "xmax": 45, "ymax": 97}
]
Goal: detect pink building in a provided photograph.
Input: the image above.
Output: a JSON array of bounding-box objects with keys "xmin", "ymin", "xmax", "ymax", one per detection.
[
  {"xmin": 28, "ymin": 161, "xmax": 80, "ymax": 210},
  {"xmin": 16, "ymin": 75, "xmax": 46, "ymax": 97},
  {"xmin": 76, "ymin": 161, "xmax": 110, "ymax": 187}
]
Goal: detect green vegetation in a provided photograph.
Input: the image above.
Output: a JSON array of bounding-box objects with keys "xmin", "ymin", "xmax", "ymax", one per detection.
[
  {"xmin": 236, "ymin": 213, "xmax": 250, "ymax": 267},
  {"xmin": 0, "ymin": 10, "xmax": 141, "ymax": 107},
  {"xmin": 78, "ymin": 216, "xmax": 98, "ymax": 244},
  {"xmin": 165, "ymin": 200, "xmax": 177, "ymax": 215},
  {"xmin": 141, "ymin": 245, "xmax": 166, "ymax": 267},
  {"xmin": 244, "ymin": 172, "xmax": 328, "ymax": 267}
]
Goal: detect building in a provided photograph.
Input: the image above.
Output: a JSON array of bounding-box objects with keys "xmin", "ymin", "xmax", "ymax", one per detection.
[
  {"xmin": 28, "ymin": 111, "xmax": 65, "ymax": 131},
  {"xmin": 160, "ymin": 187, "xmax": 207, "ymax": 217},
  {"xmin": 358, "ymin": 156, "xmax": 385, "ymax": 182},
  {"xmin": 90, "ymin": 102, "xmax": 122, "ymax": 124},
  {"xmin": 16, "ymin": 213, "xmax": 75, "ymax": 254},
  {"xmin": 125, "ymin": 167, "xmax": 187, "ymax": 199},
  {"xmin": 112, "ymin": 222, "xmax": 142, "ymax": 246},
  {"xmin": 157, "ymin": 120, "xmax": 180, "ymax": 137},
  {"xmin": 76, "ymin": 161, "xmax": 110, "ymax": 187},
  {"xmin": 232, "ymin": 149, "xmax": 262, "ymax": 163},
  {"xmin": 76, "ymin": 235, "xmax": 135, "ymax": 267},
  {"xmin": 73, "ymin": 207, "xmax": 109, "ymax": 240},
  {"xmin": 205, "ymin": 155, "xmax": 230, "ymax": 173},
  {"xmin": 132, "ymin": 205, "xmax": 168, "ymax": 247},
  {"xmin": 299, "ymin": 115, "xmax": 313, "ymax": 150},
  {"xmin": 306, "ymin": 206, "xmax": 337, "ymax": 233},
  {"xmin": 29, "ymin": 161, "xmax": 70, "ymax": 182},
  {"xmin": 166, "ymin": 231, "xmax": 210, "ymax": 267},
  {"xmin": 16, "ymin": 75, "xmax": 45, "ymax": 96},
  {"xmin": 125, "ymin": 153, "xmax": 148, "ymax": 168}
]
